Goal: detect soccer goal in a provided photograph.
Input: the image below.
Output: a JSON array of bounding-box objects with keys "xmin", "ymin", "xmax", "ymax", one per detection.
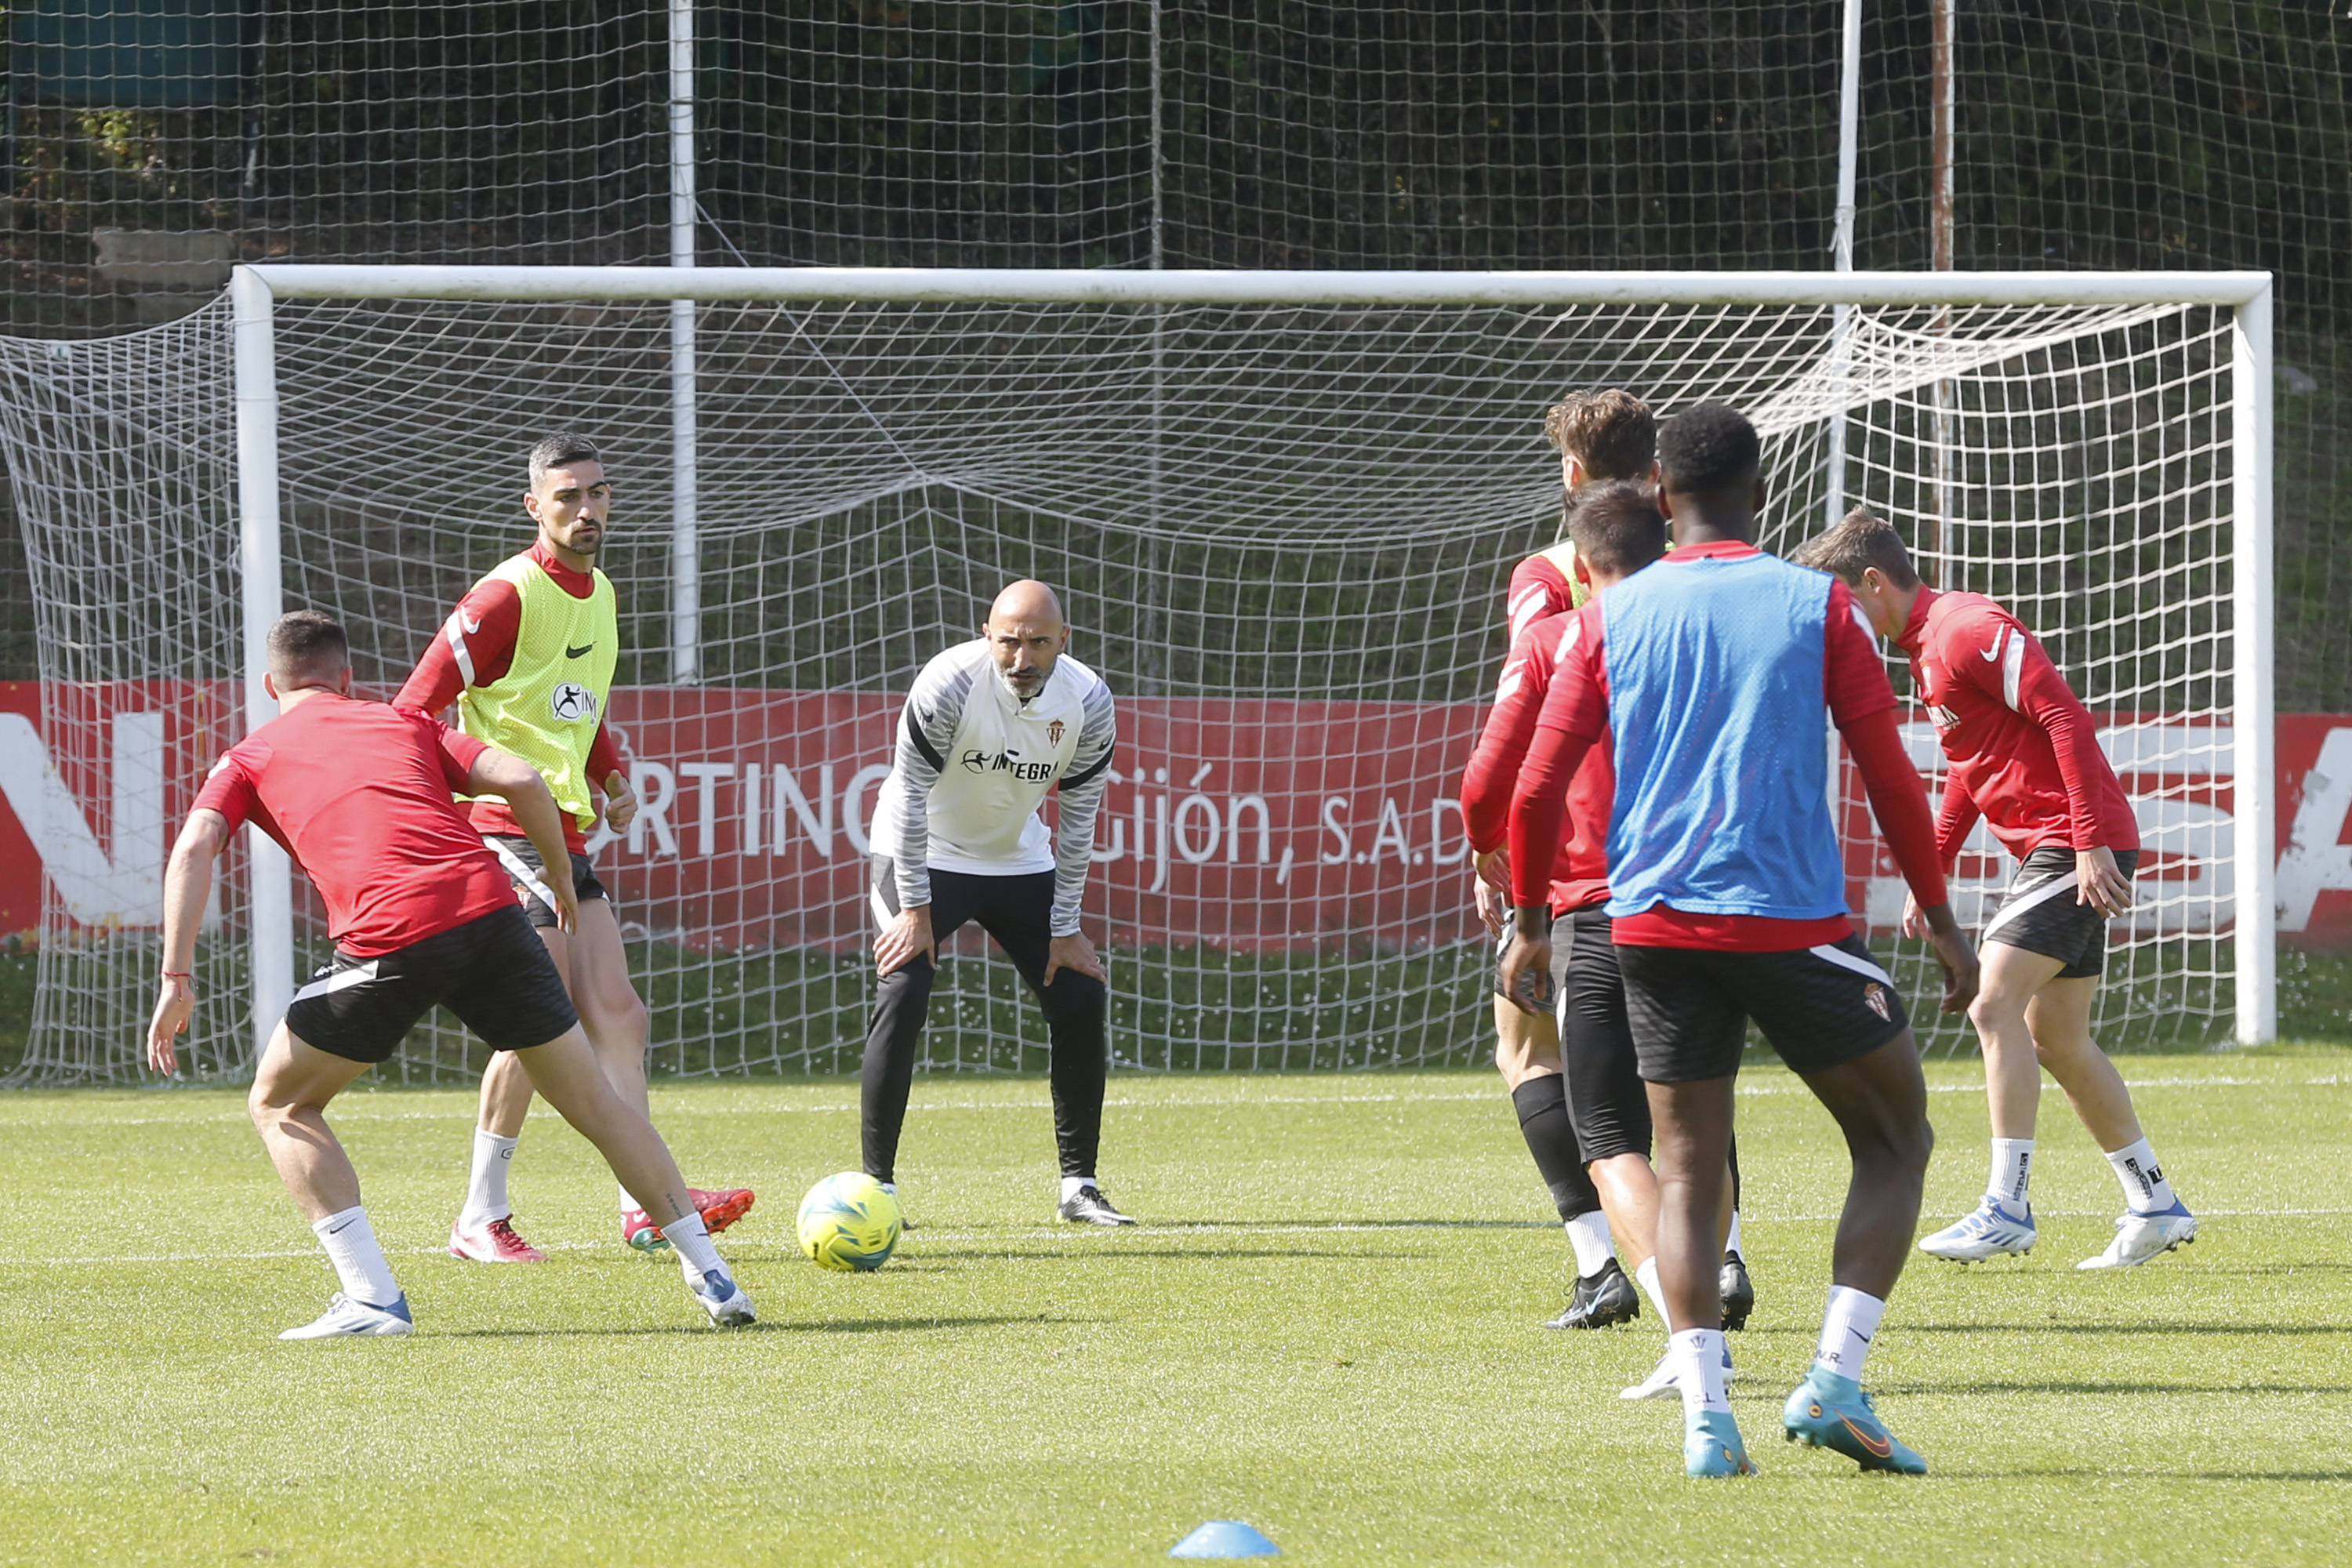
[{"xmin": 0, "ymin": 266, "xmax": 2273, "ymax": 1083}]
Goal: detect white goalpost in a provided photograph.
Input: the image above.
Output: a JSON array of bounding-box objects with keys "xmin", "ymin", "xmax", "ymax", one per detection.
[{"xmin": 2, "ymin": 265, "xmax": 2274, "ymax": 1082}]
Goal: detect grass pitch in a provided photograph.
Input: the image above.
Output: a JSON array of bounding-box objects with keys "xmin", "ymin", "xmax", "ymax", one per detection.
[{"xmin": 0, "ymin": 1048, "xmax": 2347, "ymax": 1566}]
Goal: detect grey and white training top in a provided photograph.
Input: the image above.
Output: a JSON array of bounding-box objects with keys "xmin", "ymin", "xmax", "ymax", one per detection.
[{"xmin": 869, "ymin": 641, "xmax": 1118, "ymax": 935}]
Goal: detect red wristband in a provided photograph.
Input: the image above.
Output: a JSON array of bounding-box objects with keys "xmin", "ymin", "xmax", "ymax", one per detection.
[{"xmin": 161, "ymin": 971, "xmax": 191, "ymax": 981}]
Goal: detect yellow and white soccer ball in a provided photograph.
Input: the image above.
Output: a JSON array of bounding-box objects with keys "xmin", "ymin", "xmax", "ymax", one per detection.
[{"xmin": 796, "ymin": 1172, "xmax": 903, "ymax": 1272}]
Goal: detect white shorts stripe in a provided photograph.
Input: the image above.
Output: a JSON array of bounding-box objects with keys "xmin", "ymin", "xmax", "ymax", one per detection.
[
  {"xmin": 486, "ymin": 835, "xmax": 560, "ymax": 913},
  {"xmin": 291, "ymin": 960, "xmax": 380, "ymax": 1004},
  {"xmin": 1807, "ymin": 942, "xmax": 1893, "ymax": 987},
  {"xmin": 1980, "ymin": 871, "xmax": 2081, "ymax": 942}
]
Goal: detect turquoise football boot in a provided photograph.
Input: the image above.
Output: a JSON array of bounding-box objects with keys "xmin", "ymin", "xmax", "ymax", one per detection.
[
  {"xmin": 1684, "ymin": 1409, "xmax": 1757, "ymax": 1478},
  {"xmin": 1782, "ymin": 1367, "xmax": 1926, "ymax": 1474}
]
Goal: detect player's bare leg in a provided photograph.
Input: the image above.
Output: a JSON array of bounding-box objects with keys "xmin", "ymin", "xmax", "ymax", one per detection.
[
  {"xmin": 1490, "ymin": 995, "xmax": 1561, "ymax": 1091},
  {"xmin": 250, "ymin": 1023, "xmax": 378, "ymax": 1221},
  {"xmin": 1777, "ymin": 1029, "xmax": 1935, "ymax": 1474},
  {"xmin": 1640, "ymin": 1072, "xmax": 1758, "ymax": 1472},
  {"xmin": 459, "ymin": 900, "xmax": 753, "ymax": 1258},
  {"xmin": 2022, "ymin": 969, "xmax": 2196, "ymax": 1267},
  {"xmin": 1588, "ymin": 1153, "xmax": 1657, "ymax": 1272},
  {"xmin": 567, "ymin": 898, "xmax": 655, "ymax": 1117},
  {"xmin": 1927, "ymin": 946, "xmax": 2189, "ymax": 1266},
  {"xmin": 1798, "ymin": 1031, "xmax": 1935, "ymax": 1302},
  {"xmin": 510, "ymin": 1025, "xmax": 754, "ymax": 1323},
  {"xmin": 1969, "ymin": 942, "xmax": 2071, "ymax": 1142},
  {"xmin": 455, "ymin": 935, "xmax": 560, "ymax": 1262},
  {"xmin": 1646, "ymin": 1076, "xmax": 1739, "ymax": 1334},
  {"xmin": 250, "ymin": 1022, "xmax": 412, "ymax": 1337},
  {"xmin": 2024, "ymin": 973, "xmax": 2141, "ymax": 1147}
]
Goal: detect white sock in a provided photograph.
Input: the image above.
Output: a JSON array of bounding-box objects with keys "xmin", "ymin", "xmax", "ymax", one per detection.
[
  {"xmin": 1813, "ymin": 1285, "xmax": 1886, "ymax": 1381},
  {"xmin": 459, "ymin": 1130, "xmax": 518, "ymax": 1231},
  {"xmin": 619, "ymin": 1182, "xmax": 642, "ymax": 1215},
  {"xmin": 1987, "ymin": 1137, "xmax": 2034, "ymax": 1209},
  {"xmin": 2104, "ymin": 1137, "xmax": 2177, "ymax": 1214},
  {"xmin": 1635, "ymin": 1254, "xmax": 1675, "ymax": 1332},
  {"xmin": 1060, "ymin": 1174, "xmax": 1098, "ymax": 1203},
  {"xmin": 1669, "ymin": 1328, "xmax": 1732, "ymax": 1416},
  {"xmin": 660, "ymin": 1210, "xmax": 727, "ymax": 1283},
  {"xmin": 1724, "ymin": 1210, "xmax": 1744, "ymax": 1258},
  {"xmin": 312, "ymin": 1206, "xmax": 401, "ymax": 1308},
  {"xmin": 1563, "ymin": 1210, "xmax": 1616, "ymax": 1277}
]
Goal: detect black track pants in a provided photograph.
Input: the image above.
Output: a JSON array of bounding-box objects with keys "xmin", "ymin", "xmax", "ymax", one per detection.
[{"xmin": 863, "ymin": 858, "xmax": 1109, "ymax": 1185}]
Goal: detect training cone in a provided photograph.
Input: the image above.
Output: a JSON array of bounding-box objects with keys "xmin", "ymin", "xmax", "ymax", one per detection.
[{"xmin": 1169, "ymin": 1521, "xmax": 1282, "ymax": 1558}]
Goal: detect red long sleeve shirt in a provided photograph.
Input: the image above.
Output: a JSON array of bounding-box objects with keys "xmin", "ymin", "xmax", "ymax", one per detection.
[
  {"xmin": 1459, "ymin": 611, "xmax": 1613, "ymax": 914},
  {"xmin": 393, "ymin": 539, "xmax": 622, "ymax": 851},
  {"xmin": 1505, "ymin": 543, "xmax": 1582, "ymax": 641},
  {"xmin": 1898, "ymin": 586, "xmax": 2140, "ymax": 865},
  {"xmin": 1507, "ymin": 546, "xmax": 1948, "ymax": 950}
]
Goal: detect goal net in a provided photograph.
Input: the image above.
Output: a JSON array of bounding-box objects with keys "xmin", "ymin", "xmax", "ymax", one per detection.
[{"xmin": 0, "ymin": 269, "xmax": 2272, "ymax": 1084}]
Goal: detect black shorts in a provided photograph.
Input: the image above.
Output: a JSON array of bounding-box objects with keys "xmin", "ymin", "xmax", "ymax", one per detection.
[
  {"xmin": 1981, "ymin": 846, "xmax": 2139, "ymax": 978},
  {"xmin": 1618, "ymin": 933, "xmax": 1911, "ymax": 1083},
  {"xmin": 1552, "ymin": 907, "xmax": 1650, "ymax": 1164},
  {"xmin": 483, "ymin": 833, "xmax": 608, "ymax": 931},
  {"xmin": 285, "ymin": 905, "xmax": 581, "ymax": 1065}
]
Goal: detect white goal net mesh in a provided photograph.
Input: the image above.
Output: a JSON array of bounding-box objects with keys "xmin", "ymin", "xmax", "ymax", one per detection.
[{"xmin": 0, "ymin": 289, "xmax": 2243, "ymax": 1083}]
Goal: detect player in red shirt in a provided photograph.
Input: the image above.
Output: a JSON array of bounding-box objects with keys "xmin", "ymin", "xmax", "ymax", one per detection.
[
  {"xmin": 145, "ymin": 612, "xmax": 755, "ymax": 1337},
  {"xmin": 1468, "ymin": 483, "xmax": 1740, "ymax": 1367},
  {"xmin": 397, "ymin": 434, "xmax": 752, "ymax": 1262},
  {"xmin": 1501, "ymin": 406, "xmax": 1976, "ymax": 1477},
  {"xmin": 1794, "ymin": 510, "xmax": 2197, "ymax": 1270},
  {"xmin": 1460, "ymin": 392, "xmax": 1661, "ymax": 1328},
  {"xmin": 1504, "ymin": 387, "xmax": 1662, "ymax": 639},
  {"xmin": 1475, "ymin": 390, "xmax": 1759, "ymax": 1334}
]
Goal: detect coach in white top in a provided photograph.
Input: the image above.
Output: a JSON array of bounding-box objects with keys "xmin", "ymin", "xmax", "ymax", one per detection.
[{"xmin": 864, "ymin": 579, "xmax": 1129, "ymax": 1224}]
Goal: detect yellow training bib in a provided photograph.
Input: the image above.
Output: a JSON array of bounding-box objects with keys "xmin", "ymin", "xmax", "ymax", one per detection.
[{"xmin": 457, "ymin": 554, "xmax": 619, "ymax": 833}]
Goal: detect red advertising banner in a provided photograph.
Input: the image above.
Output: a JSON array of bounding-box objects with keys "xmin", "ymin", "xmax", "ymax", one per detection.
[{"xmin": 6, "ymin": 681, "xmax": 2352, "ymax": 951}]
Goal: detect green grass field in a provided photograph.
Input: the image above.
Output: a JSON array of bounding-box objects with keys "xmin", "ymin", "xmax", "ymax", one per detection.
[{"xmin": 1, "ymin": 1047, "xmax": 2347, "ymax": 1566}]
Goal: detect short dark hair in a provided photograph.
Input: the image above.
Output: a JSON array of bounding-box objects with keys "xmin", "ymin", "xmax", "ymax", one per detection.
[
  {"xmin": 529, "ymin": 432, "xmax": 603, "ymax": 485},
  {"xmin": 1541, "ymin": 389, "xmax": 1656, "ymax": 481},
  {"xmin": 265, "ymin": 610, "xmax": 349, "ymax": 684},
  {"xmin": 1566, "ymin": 480, "xmax": 1669, "ymax": 577},
  {"xmin": 1789, "ymin": 506, "xmax": 1922, "ymax": 590},
  {"xmin": 1657, "ymin": 403, "xmax": 1761, "ymax": 495}
]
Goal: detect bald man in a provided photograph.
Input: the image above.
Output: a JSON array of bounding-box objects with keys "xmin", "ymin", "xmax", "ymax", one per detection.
[{"xmin": 865, "ymin": 582, "xmax": 1129, "ymax": 1222}]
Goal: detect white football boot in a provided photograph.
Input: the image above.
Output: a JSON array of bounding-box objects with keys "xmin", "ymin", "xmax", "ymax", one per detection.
[
  {"xmin": 280, "ymin": 1292, "xmax": 414, "ymax": 1340},
  {"xmin": 695, "ymin": 1269, "xmax": 758, "ymax": 1327},
  {"xmin": 2077, "ymin": 1201, "xmax": 2197, "ymax": 1269},
  {"xmin": 1918, "ymin": 1198, "xmax": 2038, "ymax": 1262}
]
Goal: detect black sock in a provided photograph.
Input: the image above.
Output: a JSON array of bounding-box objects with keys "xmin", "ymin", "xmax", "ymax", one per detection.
[{"xmin": 1511, "ymin": 1075, "xmax": 1597, "ymax": 1223}]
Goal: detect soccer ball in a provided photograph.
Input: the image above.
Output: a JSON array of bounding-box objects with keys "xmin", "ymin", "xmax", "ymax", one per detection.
[{"xmin": 796, "ymin": 1172, "xmax": 903, "ymax": 1272}]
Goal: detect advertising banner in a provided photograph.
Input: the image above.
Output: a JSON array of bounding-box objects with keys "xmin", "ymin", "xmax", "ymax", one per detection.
[{"xmin": 5, "ymin": 682, "xmax": 2350, "ymax": 951}]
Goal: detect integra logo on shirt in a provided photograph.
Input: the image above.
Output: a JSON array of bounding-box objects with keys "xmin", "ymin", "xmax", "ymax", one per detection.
[
  {"xmin": 960, "ymin": 746, "xmax": 1056, "ymax": 782},
  {"xmin": 550, "ymin": 682, "xmax": 599, "ymax": 724},
  {"xmin": 1927, "ymin": 703, "xmax": 1963, "ymax": 731}
]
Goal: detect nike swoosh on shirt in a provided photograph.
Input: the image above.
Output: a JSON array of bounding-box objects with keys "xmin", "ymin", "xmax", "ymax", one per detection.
[
  {"xmin": 1980, "ymin": 629, "xmax": 2005, "ymax": 661},
  {"xmin": 565, "ymin": 643, "xmax": 595, "ymax": 659},
  {"xmin": 459, "ymin": 612, "xmax": 481, "ymax": 635}
]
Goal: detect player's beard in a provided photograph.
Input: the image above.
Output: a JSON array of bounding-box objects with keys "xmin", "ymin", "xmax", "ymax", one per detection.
[{"xmin": 998, "ymin": 665, "xmax": 1042, "ymax": 701}]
